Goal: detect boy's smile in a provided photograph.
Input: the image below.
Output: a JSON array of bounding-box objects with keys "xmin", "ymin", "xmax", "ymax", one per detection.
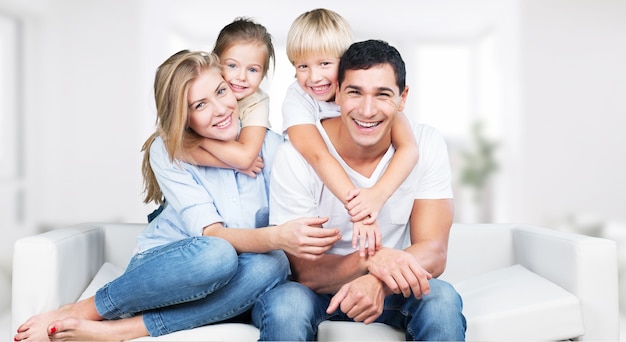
[{"xmin": 294, "ymin": 56, "xmax": 340, "ymax": 102}]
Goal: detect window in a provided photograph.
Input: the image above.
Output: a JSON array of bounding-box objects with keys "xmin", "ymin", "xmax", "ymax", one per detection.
[{"xmin": 410, "ymin": 32, "xmax": 503, "ymax": 223}]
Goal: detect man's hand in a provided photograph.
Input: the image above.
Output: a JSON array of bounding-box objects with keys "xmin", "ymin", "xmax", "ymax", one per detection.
[
  {"xmin": 367, "ymin": 248, "xmax": 432, "ymax": 298},
  {"xmin": 326, "ymin": 274, "xmax": 386, "ymax": 324},
  {"xmin": 274, "ymin": 217, "xmax": 342, "ymax": 260}
]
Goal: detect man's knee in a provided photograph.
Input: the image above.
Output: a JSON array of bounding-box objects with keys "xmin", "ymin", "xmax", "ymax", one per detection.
[
  {"xmin": 428, "ymin": 279, "xmax": 463, "ymax": 310},
  {"xmin": 253, "ymin": 281, "xmax": 321, "ymax": 341},
  {"xmin": 260, "ymin": 281, "xmax": 316, "ymax": 316}
]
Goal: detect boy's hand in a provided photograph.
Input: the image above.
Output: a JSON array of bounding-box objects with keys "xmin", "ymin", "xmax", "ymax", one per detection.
[
  {"xmin": 345, "ymin": 188, "xmax": 385, "ymax": 224},
  {"xmin": 352, "ymin": 220, "xmax": 382, "ymax": 257}
]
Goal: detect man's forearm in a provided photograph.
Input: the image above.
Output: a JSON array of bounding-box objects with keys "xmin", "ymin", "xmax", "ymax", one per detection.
[{"xmin": 289, "ymin": 251, "xmax": 367, "ymax": 294}]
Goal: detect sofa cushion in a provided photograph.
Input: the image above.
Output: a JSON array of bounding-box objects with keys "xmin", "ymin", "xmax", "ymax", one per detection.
[
  {"xmin": 78, "ymin": 262, "xmax": 124, "ymax": 301},
  {"xmin": 454, "ymin": 264, "xmax": 584, "ymax": 341}
]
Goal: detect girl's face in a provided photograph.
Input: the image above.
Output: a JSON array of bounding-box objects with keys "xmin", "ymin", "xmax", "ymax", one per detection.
[
  {"xmin": 294, "ymin": 54, "xmax": 340, "ymax": 103},
  {"xmin": 187, "ymin": 67, "xmax": 239, "ymax": 141},
  {"xmin": 220, "ymin": 41, "xmax": 267, "ymax": 101}
]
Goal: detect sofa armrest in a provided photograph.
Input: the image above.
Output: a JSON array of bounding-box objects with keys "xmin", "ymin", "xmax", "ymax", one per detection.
[
  {"xmin": 512, "ymin": 225, "xmax": 619, "ymax": 341},
  {"xmin": 11, "ymin": 224, "xmax": 105, "ymax": 333}
]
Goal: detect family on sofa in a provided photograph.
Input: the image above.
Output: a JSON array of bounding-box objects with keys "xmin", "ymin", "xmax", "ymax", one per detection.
[{"xmin": 14, "ymin": 9, "xmax": 466, "ymax": 341}]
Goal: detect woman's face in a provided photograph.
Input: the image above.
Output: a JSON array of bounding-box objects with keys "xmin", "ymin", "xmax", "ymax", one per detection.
[{"xmin": 186, "ymin": 67, "xmax": 239, "ymax": 141}]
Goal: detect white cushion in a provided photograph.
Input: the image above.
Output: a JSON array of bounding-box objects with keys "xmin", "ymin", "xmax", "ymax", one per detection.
[
  {"xmin": 78, "ymin": 262, "xmax": 124, "ymax": 301},
  {"xmin": 455, "ymin": 264, "xmax": 584, "ymax": 341},
  {"xmin": 317, "ymin": 321, "xmax": 404, "ymax": 341}
]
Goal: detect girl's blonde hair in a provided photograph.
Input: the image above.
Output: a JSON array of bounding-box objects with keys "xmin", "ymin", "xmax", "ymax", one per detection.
[
  {"xmin": 286, "ymin": 8, "xmax": 353, "ymax": 65},
  {"xmin": 141, "ymin": 50, "xmax": 222, "ymax": 205},
  {"xmin": 213, "ymin": 17, "xmax": 275, "ymax": 78}
]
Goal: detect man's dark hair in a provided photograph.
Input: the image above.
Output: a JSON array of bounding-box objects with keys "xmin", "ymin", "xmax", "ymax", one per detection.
[{"xmin": 338, "ymin": 39, "xmax": 406, "ymax": 93}]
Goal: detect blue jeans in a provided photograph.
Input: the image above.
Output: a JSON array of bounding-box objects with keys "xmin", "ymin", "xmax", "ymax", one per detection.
[
  {"xmin": 252, "ymin": 279, "xmax": 466, "ymax": 341},
  {"xmin": 94, "ymin": 236, "xmax": 289, "ymax": 336}
]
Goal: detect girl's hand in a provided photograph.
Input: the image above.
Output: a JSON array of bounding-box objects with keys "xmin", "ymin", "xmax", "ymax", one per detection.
[
  {"xmin": 345, "ymin": 188, "xmax": 385, "ymax": 224},
  {"xmin": 352, "ymin": 220, "xmax": 382, "ymax": 257},
  {"xmin": 236, "ymin": 156, "xmax": 264, "ymax": 178}
]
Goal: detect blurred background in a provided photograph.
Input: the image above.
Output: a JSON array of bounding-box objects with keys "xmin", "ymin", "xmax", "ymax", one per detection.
[{"xmin": 0, "ymin": 0, "xmax": 625, "ymax": 331}]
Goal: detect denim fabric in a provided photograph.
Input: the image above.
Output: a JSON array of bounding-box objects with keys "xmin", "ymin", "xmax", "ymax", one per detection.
[
  {"xmin": 252, "ymin": 278, "xmax": 466, "ymax": 341},
  {"xmin": 94, "ymin": 236, "xmax": 289, "ymax": 336}
]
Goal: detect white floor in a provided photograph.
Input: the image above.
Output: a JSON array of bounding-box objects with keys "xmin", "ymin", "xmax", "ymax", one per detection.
[{"xmin": 1, "ymin": 312, "xmax": 10, "ymax": 341}]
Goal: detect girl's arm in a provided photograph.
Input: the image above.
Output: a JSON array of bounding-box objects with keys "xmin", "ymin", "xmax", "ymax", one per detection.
[
  {"xmin": 185, "ymin": 125, "xmax": 267, "ymax": 170},
  {"xmin": 345, "ymin": 112, "xmax": 419, "ymax": 223},
  {"xmin": 287, "ymin": 124, "xmax": 354, "ymax": 205}
]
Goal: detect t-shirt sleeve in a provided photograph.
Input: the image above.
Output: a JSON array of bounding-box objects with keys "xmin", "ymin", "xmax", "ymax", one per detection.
[
  {"xmin": 414, "ymin": 125, "xmax": 454, "ymax": 199},
  {"xmin": 269, "ymin": 142, "xmax": 320, "ymax": 225},
  {"xmin": 281, "ymin": 82, "xmax": 318, "ymax": 133},
  {"xmin": 239, "ymin": 90, "xmax": 271, "ymax": 128}
]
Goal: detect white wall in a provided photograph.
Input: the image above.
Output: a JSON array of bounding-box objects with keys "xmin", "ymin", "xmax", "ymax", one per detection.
[
  {"xmin": 519, "ymin": 0, "xmax": 626, "ymax": 225},
  {"xmin": 0, "ymin": 0, "xmax": 624, "ymax": 247}
]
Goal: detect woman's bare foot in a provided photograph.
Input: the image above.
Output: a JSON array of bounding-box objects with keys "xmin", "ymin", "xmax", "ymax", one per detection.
[
  {"xmin": 14, "ymin": 297, "xmax": 102, "ymax": 341},
  {"xmin": 47, "ymin": 316, "xmax": 147, "ymax": 341}
]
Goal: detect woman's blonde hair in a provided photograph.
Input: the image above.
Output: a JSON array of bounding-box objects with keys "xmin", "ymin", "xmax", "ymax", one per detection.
[
  {"xmin": 141, "ymin": 50, "xmax": 222, "ymax": 205},
  {"xmin": 286, "ymin": 8, "xmax": 353, "ymax": 65}
]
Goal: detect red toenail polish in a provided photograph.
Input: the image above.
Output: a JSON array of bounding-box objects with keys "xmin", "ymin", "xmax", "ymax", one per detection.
[{"xmin": 50, "ymin": 326, "xmax": 57, "ymax": 334}]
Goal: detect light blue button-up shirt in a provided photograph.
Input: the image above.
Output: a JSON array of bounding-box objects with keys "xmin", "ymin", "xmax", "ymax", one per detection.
[{"xmin": 135, "ymin": 130, "xmax": 284, "ymax": 254}]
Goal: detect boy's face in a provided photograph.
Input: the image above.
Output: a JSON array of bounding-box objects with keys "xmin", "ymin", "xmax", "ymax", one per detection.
[{"xmin": 294, "ymin": 54, "xmax": 340, "ymax": 102}]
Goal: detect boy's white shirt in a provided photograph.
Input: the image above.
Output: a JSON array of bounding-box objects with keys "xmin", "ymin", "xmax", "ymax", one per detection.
[{"xmin": 281, "ymin": 81, "xmax": 340, "ymax": 134}]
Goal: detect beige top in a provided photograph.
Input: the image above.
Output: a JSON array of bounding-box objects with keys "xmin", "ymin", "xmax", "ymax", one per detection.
[{"xmin": 238, "ymin": 88, "xmax": 271, "ymax": 128}]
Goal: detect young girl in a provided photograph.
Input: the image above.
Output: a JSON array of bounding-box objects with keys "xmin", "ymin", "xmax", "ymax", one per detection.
[
  {"xmin": 283, "ymin": 9, "xmax": 419, "ymax": 257},
  {"xmin": 181, "ymin": 17, "xmax": 274, "ymax": 175},
  {"xmin": 14, "ymin": 50, "xmax": 340, "ymax": 342}
]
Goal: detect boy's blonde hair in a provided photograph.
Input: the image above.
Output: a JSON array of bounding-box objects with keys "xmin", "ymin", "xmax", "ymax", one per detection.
[
  {"xmin": 286, "ymin": 8, "xmax": 353, "ymax": 65},
  {"xmin": 141, "ymin": 50, "xmax": 222, "ymax": 205}
]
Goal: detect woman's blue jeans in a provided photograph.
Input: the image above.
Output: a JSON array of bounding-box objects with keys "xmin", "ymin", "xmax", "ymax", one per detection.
[
  {"xmin": 252, "ymin": 279, "xmax": 466, "ymax": 341},
  {"xmin": 93, "ymin": 236, "xmax": 289, "ymax": 336}
]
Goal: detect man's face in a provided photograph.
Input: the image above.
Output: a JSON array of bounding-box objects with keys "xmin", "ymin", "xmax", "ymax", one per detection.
[{"xmin": 335, "ymin": 64, "xmax": 408, "ymax": 148}]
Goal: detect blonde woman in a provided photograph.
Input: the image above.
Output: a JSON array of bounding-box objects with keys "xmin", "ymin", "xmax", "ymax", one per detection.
[{"xmin": 14, "ymin": 50, "xmax": 340, "ymax": 341}]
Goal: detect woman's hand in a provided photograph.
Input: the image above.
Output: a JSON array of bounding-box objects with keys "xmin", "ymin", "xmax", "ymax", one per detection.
[{"xmin": 274, "ymin": 217, "xmax": 341, "ymax": 260}]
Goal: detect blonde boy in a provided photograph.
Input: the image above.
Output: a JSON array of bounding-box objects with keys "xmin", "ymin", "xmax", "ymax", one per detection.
[{"xmin": 281, "ymin": 8, "xmax": 419, "ymax": 256}]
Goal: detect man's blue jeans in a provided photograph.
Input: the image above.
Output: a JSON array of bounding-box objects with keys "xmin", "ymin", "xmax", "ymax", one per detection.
[
  {"xmin": 94, "ymin": 236, "xmax": 289, "ymax": 336},
  {"xmin": 252, "ymin": 279, "xmax": 466, "ymax": 341}
]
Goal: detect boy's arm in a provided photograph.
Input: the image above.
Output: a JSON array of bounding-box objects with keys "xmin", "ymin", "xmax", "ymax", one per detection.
[
  {"xmin": 287, "ymin": 124, "xmax": 355, "ymax": 205},
  {"xmin": 187, "ymin": 126, "xmax": 267, "ymax": 170},
  {"xmin": 346, "ymin": 112, "xmax": 419, "ymax": 223},
  {"xmin": 289, "ymin": 124, "xmax": 384, "ymax": 257}
]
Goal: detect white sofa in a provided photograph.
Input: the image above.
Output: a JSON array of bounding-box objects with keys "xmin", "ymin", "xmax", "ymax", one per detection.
[{"xmin": 12, "ymin": 223, "xmax": 619, "ymax": 341}]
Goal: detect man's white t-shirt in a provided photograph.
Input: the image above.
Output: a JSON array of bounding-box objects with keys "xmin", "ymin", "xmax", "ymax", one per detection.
[{"xmin": 269, "ymin": 119, "xmax": 453, "ymax": 255}]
